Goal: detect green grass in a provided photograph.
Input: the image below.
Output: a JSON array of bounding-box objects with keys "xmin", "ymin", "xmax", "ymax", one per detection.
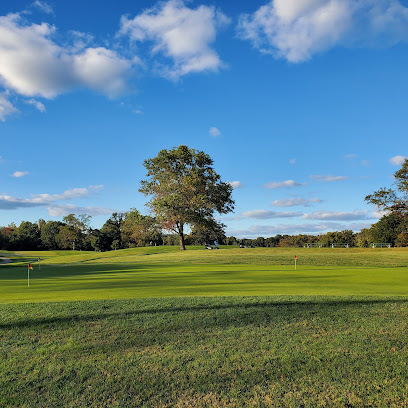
[
  {"xmin": 1, "ymin": 247, "xmax": 408, "ymax": 406},
  {"xmin": 2, "ymin": 296, "xmax": 408, "ymax": 407},
  {"xmin": 1, "ymin": 246, "xmax": 408, "ymax": 303}
]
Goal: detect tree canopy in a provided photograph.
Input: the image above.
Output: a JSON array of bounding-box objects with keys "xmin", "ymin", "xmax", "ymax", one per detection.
[{"xmin": 139, "ymin": 145, "xmax": 234, "ymax": 250}]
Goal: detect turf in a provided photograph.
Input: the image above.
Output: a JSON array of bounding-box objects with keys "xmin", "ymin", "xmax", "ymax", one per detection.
[
  {"xmin": 1, "ymin": 247, "xmax": 408, "ymax": 303},
  {"xmin": 2, "ymin": 296, "xmax": 408, "ymax": 407}
]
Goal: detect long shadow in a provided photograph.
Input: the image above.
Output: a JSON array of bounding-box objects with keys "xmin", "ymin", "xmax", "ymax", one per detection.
[{"xmin": 2, "ymin": 297, "xmax": 408, "ymax": 330}]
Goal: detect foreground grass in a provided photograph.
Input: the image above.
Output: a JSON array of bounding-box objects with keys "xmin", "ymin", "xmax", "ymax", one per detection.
[{"xmin": 1, "ymin": 296, "xmax": 408, "ymax": 407}]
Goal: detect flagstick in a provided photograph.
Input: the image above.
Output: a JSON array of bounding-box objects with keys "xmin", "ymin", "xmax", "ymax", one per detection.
[
  {"xmin": 295, "ymin": 257, "xmax": 297, "ymax": 270},
  {"xmin": 28, "ymin": 265, "xmax": 30, "ymax": 287}
]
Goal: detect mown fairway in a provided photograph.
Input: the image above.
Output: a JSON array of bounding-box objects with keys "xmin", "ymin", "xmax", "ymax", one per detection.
[
  {"xmin": 1, "ymin": 246, "xmax": 408, "ymax": 303},
  {"xmin": 1, "ymin": 247, "xmax": 408, "ymax": 407}
]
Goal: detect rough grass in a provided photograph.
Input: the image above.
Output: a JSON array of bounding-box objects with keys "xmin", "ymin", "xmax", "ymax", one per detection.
[{"xmin": 2, "ymin": 296, "xmax": 408, "ymax": 407}]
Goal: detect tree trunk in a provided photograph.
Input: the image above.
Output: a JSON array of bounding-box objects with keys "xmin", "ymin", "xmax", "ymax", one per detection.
[{"xmin": 178, "ymin": 223, "xmax": 186, "ymax": 250}]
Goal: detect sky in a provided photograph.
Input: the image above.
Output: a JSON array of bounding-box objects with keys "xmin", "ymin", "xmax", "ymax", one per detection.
[{"xmin": 0, "ymin": 0, "xmax": 407, "ymax": 238}]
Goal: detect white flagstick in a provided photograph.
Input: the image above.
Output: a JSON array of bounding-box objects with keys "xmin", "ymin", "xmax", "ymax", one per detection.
[
  {"xmin": 294, "ymin": 255, "xmax": 297, "ymax": 270},
  {"xmin": 28, "ymin": 265, "xmax": 30, "ymax": 287}
]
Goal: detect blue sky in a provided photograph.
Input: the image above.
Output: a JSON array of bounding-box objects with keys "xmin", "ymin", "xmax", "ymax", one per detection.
[{"xmin": 1, "ymin": 0, "xmax": 407, "ymax": 237}]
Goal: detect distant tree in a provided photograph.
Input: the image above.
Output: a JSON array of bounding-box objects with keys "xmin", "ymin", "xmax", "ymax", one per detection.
[
  {"xmin": 55, "ymin": 225, "xmax": 78, "ymax": 250},
  {"xmin": 253, "ymin": 237, "xmax": 266, "ymax": 247},
  {"xmin": 368, "ymin": 213, "xmax": 403, "ymax": 246},
  {"xmin": 16, "ymin": 221, "xmax": 41, "ymax": 250},
  {"xmin": 101, "ymin": 213, "xmax": 124, "ymax": 250},
  {"xmin": 188, "ymin": 220, "xmax": 226, "ymax": 245},
  {"xmin": 140, "ymin": 145, "xmax": 234, "ymax": 250},
  {"xmin": 40, "ymin": 221, "xmax": 63, "ymax": 249},
  {"xmin": 61, "ymin": 214, "xmax": 91, "ymax": 250},
  {"xmin": 226, "ymin": 236, "xmax": 238, "ymax": 246},
  {"xmin": 121, "ymin": 209, "xmax": 162, "ymax": 247},
  {"xmin": 355, "ymin": 228, "xmax": 371, "ymax": 248}
]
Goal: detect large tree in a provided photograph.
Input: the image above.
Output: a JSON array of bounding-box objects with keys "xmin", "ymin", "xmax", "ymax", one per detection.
[{"xmin": 139, "ymin": 145, "xmax": 234, "ymax": 250}]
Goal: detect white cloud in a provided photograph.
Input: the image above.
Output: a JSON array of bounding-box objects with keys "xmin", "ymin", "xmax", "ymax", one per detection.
[
  {"xmin": 0, "ymin": 93, "xmax": 18, "ymax": 121},
  {"xmin": 25, "ymin": 98, "xmax": 46, "ymax": 112},
  {"xmin": 47, "ymin": 204, "xmax": 113, "ymax": 217},
  {"xmin": 345, "ymin": 153, "xmax": 356, "ymax": 159},
  {"xmin": 390, "ymin": 155, "xmax": 407, "ymax": 166},
  {"xmin": 302, "ymin": 210, "xmax": 371, "ymax": 221},
  {"xmin": 0, "ymin": 13, "xmax": 134, "ymax": 101},
  {"xmin": 0, "ymin": 185, "xmax": 103, "ymax": 210},
  {"xmin": 289, "ymin": 158, "xmax": 296, "ymax": 164},
  {"xmin": 209, "ymin": 126, "xmax": 221, "ymax": 137},
  {"xmin": 264, "ymin": 180, "xmax": 306, "ymax": 189},
  {"xmin": 12, "ymin": 171, "xmax": 29, "ymax": 178},
  {"xmin": 228, "ymin": 181, "xmax": 243, "ymax": 189},
  {"xmin": 241, "ymin": 210, "xmax": 302, "ymax": 219},
  {"xmin": 32, "ymin": 1, "xmax": 53, "ymax": 14},
  {"xmin": 309, "ymin": 175, "xmax": 348, "ymax": 182},
  {"xmin": 238, "ymin": 0, "xmax": 408, "ymax": 62},
  {"xmin": 227, "ymin": 221, "xmax": 372, "ymax": 238},
  {"xmin": 119, "ymin": 0, "xmax": 229, "ymax": 79},
  {"xmin": 272, "ymin": 197, "xmax": 322, "ymax": 207},
  {"xmin": 30, "ymin": 185, "xmax": 103, "ymax": 203}
]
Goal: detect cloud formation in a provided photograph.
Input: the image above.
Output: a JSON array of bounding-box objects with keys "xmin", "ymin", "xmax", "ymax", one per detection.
[
  {"xmin": 228, "ymin": 181, "xmax": 243, "ymax": 189},
  {"xmin": 228, "ymin": 221, "xmax": 372, "ymax": 238},
  {"xmin": 12, "ymin": 171, "xmax": 29, "ymax": 178},
  {"xmin": 0, "ymin": 93, "xmax": 18, "ymax": 121},
  {"xmin": 209, "ymin": 126, "xmax": 221, "ymax": 137},
  {"xmin": 241, "ymin": 210, "xmax": 301, "ymax": 219},
  {"xmin": 25, "ymin": 98, "xmax": 46, "ymax": 112},
  {"xmin": 0, "ymin": 185, "xmax": 104, "ymax": 210},
  {"xmin": 272, "ymin": 197, "xmax": 322, "ymax": 207},
  {"xmin": 302, "ymin": 210, "xmax": 371, "ymax": 221},
  {"xmin": 32, "ymin": 1, "xmax": 53, "ymax": 14},
  {"xmin": 309, "ymin": 175, "xmax": 348, "ymax": 182},
  {"xmin": 264, "ymin": 180, "xmax": 306, "ymax": 189},
  {"xmin": 119, "ymin": 0, "xmax": 229, "ymax": 79},
  {"xmin": 238, "ymin": 0, "xmax": 408, "ymax": 62},
  {"xmin": 390, "ymin": 155, "xmax": 407, "ymax": 166},
  {"xmin": 0, "ymin": 13, "xmax": 135, "ymax": 100},
  {"xmin": 47, "ymin": 204, "xmax": 113, "ymax": 217}
]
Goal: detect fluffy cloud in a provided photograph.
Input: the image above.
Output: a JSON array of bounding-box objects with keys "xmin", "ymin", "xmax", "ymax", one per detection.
[
  {"xmin": 119, "ymin": 0, "xmax": 229, "ymax": 78},
  {"xmin": 25, "ymin": 98, "xmax": 46, "ymax": 112},
  {"xmin": 0, "ymin": 13, "xmax": 134, "ymax": 100},
  {"xmin": 32, "ymin": 1, "xmax": 53, "ymax": 14},
  {"xmin": 302, "ymin": 210, "xmax": 371, "ymax": 221},
  {"xmin": 389, "ymin": 155, "xmax": 407, "ymax": 166},
  {"xmin": 238, "ymin": 0, "xmax": 408, "ymax": 62},
  {"xmin": 47, "ymin": 204, "xmax": 113, "ymax": 217},
  {"xmin": 228, "ymin": 181, "xmax": 243, "ymax": 189},
  {"xmin": 309, "ymin": 175, "xmax": 348, "ymax": 182},
  {"xmin": 12, "ymin": 171, "xmax": 29, "ymax": 178},
  {"xmin": 209, "ymin": 126, "xmax": 221, "ymax": 137},
  {"xmin": 241, "ymin": 210, "xmax": 302, "ymax": 219},
  {"xmin": 272, "ymin": 197, "xmax": 322, "ymax": 207},
  {"xmin": 0, "ymin": 93, "xmax": 18, "ymax": 121},
  {"xmin": 0, "ymin": 185, "xmax": 103, "ymax": 210},
  {"xmin": 264, "ymin": 180, "xmax": 306, "ymax": 189}
]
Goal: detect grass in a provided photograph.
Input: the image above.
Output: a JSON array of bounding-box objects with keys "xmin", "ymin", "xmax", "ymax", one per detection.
[
  {"xmin": 1, "ymin": 247, "xmax": 408, "ymax": 406},
  {"xmin": 2, "ymin": 296, "xmax": 408, "ymax": 407}
]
